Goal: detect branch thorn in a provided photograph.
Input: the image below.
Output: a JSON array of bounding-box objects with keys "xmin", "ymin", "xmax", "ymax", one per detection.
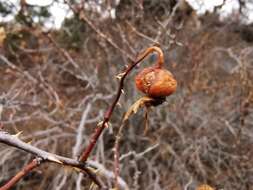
[
  {"xmin": 115, "ymin": 72, "xmax": 125, "ymax": 80},
  {"xmin": 12, "ymin": 131, "xmax": 23, "ymax": 138},
  {"xmin": 47, "ymin": 156, "xmax": 63, "ymax": 164}
]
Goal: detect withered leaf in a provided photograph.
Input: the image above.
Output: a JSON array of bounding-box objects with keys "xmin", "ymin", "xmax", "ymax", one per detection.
[{"xmin": 123, "ymin": 96, "xmax": 155, "ymax": 122}]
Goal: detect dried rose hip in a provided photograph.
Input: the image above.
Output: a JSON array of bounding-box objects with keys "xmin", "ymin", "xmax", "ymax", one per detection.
[{"xmin": 135, "ymin": 66, "xmax": 177, "ymax": 98}]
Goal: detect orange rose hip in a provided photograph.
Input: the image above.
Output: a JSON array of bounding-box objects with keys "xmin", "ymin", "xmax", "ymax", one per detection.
[{"xmin": 135, "ymin": 66, "xmax": 177, "ymax": 98}]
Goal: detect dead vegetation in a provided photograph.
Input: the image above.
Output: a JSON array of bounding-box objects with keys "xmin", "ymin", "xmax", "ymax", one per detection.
[{"xmin": 0, "ymin": 0, "xmax": 253, "ymax": 189}]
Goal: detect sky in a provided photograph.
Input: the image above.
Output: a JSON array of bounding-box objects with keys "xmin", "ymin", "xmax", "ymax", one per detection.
[
  {"xmin": 187, "ymin": 0, "xmax": 253, "ymax": 22},
  {"xmin": 26, "ymin": 0, "xmax": 71, "ymax": 28},
  {"xmin": 0, "ymin": 0, "xmax": 70, "ymax": 28},
  {"xmin": 1, "ymin": 0, "xmax": 252, "ymax": 28}
]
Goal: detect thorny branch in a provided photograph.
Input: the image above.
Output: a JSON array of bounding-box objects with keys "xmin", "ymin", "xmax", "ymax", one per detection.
[
  {"xmin": 78, "ymin": 46, "xmax": 164, "ymax": 162},
  {"xmin": 0, "ymin": 1, "xmax": 251, "ymax": 189},
  {"xmin": 0, "ymin": 131, "xmax": 129, "ymax": 189},
  {"xmin": 0, "ymin": 131, "xmax": 86, "ymax": 167},
  {"xmin": 1, "ymin": 21, "xmax": 167, "ymax": 188}
]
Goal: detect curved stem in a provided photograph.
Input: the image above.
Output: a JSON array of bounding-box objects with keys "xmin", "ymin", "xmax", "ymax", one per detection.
[{"xmin": 136, "ymin": 46, "xmax": 164, "ymax": 68}]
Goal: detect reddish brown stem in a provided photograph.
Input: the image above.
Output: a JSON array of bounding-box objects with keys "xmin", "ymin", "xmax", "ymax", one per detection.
[
  {"xmin": 79, "ymin": 46, "xmax": 164, "ymax": 162},
  {"xmin": 0, "ymin": 158, "xmax": 43, "ymax": 190},
  {"xmin": 136, "ymin": 46, "xmax": 164, "ymax": 68}
]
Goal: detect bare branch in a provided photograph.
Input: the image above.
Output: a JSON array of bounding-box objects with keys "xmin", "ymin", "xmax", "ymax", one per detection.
[
  {"xmin": 0, "ymin": 158, "xmax": 43, "ymax": 190},
  {"xmin": 78, "ymin": 46, "xmax": 164, "ymax": 162},
  {"xmin": 0, "ymin": 131, "xmax": 128, "ymax": 189},
  {"xmin": 0, "ymin": 131, "xmax": 85, "ymax": 167}
]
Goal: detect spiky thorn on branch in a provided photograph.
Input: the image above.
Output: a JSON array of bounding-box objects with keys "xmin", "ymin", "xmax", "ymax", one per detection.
[
  {"xmin": 0, "ymin": 131, "xmax": 109, "ymax": 189},
  {"xmin": 0, "ymin": 45, "xmax": 176, "ymax": 190},
  {"xmin": 78, "ymin": 45, "xmax": 171, "ymax": 163},
  {"xmin": 79, "ymin": 45, "xmax": 177, "ymax": 189}
]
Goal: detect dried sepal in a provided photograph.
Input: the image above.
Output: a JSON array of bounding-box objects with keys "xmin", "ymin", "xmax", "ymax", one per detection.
[{"xmin": 123, "ymin": 96, "xmax": 163, "ymax": 122}]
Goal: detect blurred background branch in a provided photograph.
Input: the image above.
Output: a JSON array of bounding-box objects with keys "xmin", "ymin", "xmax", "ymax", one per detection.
[{"xmin": 0, "ymin": 0, "xmax": 252, "ymax": 189}]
